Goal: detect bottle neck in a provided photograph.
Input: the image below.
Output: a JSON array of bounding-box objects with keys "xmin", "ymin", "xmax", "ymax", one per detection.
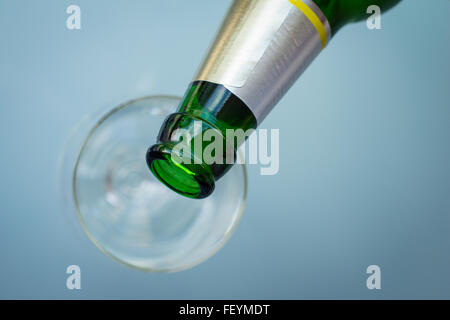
[
  {"xmin": 195, "ymin": 0, "xmax": 331, "ymax": 124},
  {"xmin": 146, "ymin": 81, "xmax": 256, "ymax": 199},
  {"xmin": 194, "ymin": 0, "xmax": 401, "ymax": 124}
]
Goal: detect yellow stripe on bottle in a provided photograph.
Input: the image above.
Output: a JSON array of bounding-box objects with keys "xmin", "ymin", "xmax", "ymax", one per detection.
[{"xmin": 289, "ymin": 0, "xmax": 328, "ymax": 48}]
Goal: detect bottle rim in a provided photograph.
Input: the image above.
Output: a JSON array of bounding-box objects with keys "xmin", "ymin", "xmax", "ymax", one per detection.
[{"xmin": 146, "ymin": 143, "xmax": 215, "ymax": 199}]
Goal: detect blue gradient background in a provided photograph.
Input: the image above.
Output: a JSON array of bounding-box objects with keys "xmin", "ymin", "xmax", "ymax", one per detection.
[{"xmin": 1, "ymin": 0, "xmax": 449, "ymax": 299}]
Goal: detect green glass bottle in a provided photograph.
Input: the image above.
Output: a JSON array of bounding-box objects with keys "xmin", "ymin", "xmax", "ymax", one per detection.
[{"xmin": 146, "ymin": 0, "xmax": 401, "ymax": 199}]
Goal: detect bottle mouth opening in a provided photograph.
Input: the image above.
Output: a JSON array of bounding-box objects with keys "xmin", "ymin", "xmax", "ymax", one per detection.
[{"xmin": 146, "ymin": 145, "xmax": 215, "ymax": 199}]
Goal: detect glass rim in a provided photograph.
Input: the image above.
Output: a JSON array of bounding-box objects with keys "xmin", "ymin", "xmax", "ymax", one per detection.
[{"xmin": 61, "ymin": 95, "xmax": 248, "ymax": 272}]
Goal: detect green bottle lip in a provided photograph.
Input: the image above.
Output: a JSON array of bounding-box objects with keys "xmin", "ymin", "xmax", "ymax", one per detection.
[{"xmin": 146, "ymin": 143, "xmax": 215, "ymax": 199}]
